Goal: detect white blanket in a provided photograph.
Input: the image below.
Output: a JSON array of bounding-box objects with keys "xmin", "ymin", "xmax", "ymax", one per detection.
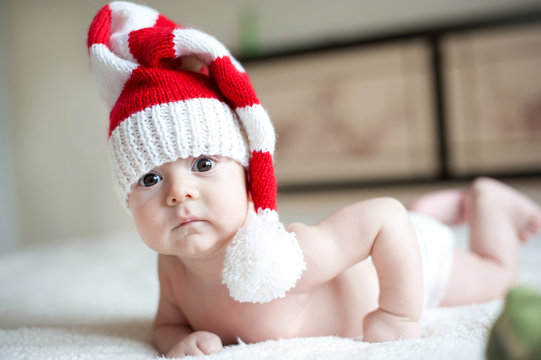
[{"xmin": 1, "ymin": 230, "xmax": 540, "ymax": 360}]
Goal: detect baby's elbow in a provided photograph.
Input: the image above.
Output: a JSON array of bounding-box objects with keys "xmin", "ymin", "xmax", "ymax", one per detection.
[
  {"xmin": 370, "ymin": 197, "xmax": 414, "ymax": 237},
  {"xmin": 375, "ymin": 197, "xmax": 409, "ymax": 219},
  {"xmin": 151, "ymin": 329, "xmax": 165, "ymax": 356}
]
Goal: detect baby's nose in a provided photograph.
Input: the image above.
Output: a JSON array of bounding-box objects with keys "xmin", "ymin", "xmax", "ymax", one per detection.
[{"xmin": 166, "ymin": 177, "xmax": 199, "ymax": 206}]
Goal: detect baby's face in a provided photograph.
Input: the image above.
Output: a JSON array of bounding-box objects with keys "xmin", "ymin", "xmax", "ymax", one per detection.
[{"xmin": 127, "ymin": 156, "xmax": 250, "ymax": 259}]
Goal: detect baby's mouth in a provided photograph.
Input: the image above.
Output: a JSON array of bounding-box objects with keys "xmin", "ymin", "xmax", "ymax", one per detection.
[
  {"xmin": 180, "ymin": 219, "xmax": 201, "ymax": 226},
  {"xmin": 173, "ymin": 217, "xmax": 204, "ymax": 230}
]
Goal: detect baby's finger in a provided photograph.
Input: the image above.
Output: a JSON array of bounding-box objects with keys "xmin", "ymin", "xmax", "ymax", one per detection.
[
  {"xmin": 196, "ymin": 333, "xmax": 223, "ymax": 354},
  {"xmin": 167, "ymin": 347, "xmax": 205, "ymax": 358},
  {"xmin": 166, "ymin": 342, "xmax": 205, "ymax": 358}
]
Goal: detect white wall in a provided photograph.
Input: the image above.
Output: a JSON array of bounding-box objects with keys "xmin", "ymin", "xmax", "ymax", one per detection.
[
  {"xmin": 0, "ymin": 0, "xmax": 18, "ymax": 253},
  {"xmin": 2, "ymin": 0, "xmax": 540, "ymax": 250}
]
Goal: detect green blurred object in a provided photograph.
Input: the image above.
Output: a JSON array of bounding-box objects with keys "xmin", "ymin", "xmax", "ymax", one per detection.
[
  {"xmin": 486, "ymin": 285, "xmax": 541, "ymax": 360},
  {"xmin": 239, "ymin": 5, "xmax": 260, "ymax": 58}
]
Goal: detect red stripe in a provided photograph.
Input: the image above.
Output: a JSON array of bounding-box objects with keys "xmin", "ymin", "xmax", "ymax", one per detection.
[
  {"xmin": 249, "ymin": 151, "xmax": 277, "ymax": 212},
  {"xmin": 129, "ymin": 27, "xmax": 176, "ymax": 67},
  {"xmin": 87, "ymin": 4, "xmax": 112, "ymax": 48},
  {"xmin": 209, "ymin": 56, "xmax": 259, "ymax": 109},
  {"xmin": 109, "ymin": 68, "xmax": 224, "ymax": 136},
  {"xmin": 154, "ymin": 14, "xmax": 181, "ymax": 30},
  {"xmin": 128, "ymin": 14, "xmax": 182, "ymax": 68}
]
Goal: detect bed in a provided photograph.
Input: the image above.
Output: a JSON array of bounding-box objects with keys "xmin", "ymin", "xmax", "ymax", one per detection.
[{"xmin": 1, "ymin": 227, "xmax": 540, "ymax": 360}]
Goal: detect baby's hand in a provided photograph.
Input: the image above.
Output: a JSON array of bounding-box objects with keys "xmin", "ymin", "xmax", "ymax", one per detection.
[
  {"xmin": 362, "ymin": 308, "xmax": 421, "ymax": 343},
  {"xmin": 166, "ymin": 331, "xmax": 223, "ymax": 358}
]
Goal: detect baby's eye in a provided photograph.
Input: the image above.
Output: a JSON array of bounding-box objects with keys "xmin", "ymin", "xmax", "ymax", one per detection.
[
  {"xmin": 192, "ymin": 158, "xmax": 215, "ymax": 172},
  {"xmin": 138, "ymin": 173, "xmax": 162, "ymax": 187}
]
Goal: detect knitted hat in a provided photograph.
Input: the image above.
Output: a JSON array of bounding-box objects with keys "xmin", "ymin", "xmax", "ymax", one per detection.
[{"xmin": 87, "ymin": 1, "xmax": 305, "ymax": 303}]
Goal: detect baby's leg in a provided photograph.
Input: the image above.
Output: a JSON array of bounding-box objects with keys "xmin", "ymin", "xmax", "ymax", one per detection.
[
  {"xmin": 408, "ymin": 188, "xmax": 468, "ymax": 225},
  {"xmin": 440, "ymin": 178, "xmax": 541, "ymax": 306}
]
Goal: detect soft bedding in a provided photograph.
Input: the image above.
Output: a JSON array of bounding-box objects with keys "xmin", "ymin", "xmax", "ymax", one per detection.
[{"xmin": 1, "ymin": 228, "xmax": 540, "ymax": 360}]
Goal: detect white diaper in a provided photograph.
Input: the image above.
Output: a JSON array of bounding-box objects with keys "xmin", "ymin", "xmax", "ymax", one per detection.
[{"xmin": 408, "ymin": 212, "xmax": 455, "ymax": 308}]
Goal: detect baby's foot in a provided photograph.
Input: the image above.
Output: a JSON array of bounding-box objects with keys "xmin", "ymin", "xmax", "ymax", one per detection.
[
  {"xmin": 521, "ymin": 211, "xmax": 541, "ymax": 242},
  {"xmin": 408, "ymin": 189, "xmax": 467, "ymax": 225},
  {"xmin": 471, "ymin": 177, "xmax": 541, "ymax": 242}
]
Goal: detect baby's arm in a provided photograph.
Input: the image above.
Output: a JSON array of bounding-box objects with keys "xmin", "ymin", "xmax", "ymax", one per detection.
[
  {"xmin": 293, "ymin": 197, "xmax": 423, "ymax": 342},
  {"xmin": 360, "ymin": 199, "xmax": 423, "ymax": 342},
  {"xmin": 153, "ymin": 256, "xmax": 222, "ymax": 358}
]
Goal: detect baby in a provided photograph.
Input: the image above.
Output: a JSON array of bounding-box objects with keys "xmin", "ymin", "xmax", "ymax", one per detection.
[{"xmin": 87, "ymin": 2, "xmax": 541, "ymax": 358}]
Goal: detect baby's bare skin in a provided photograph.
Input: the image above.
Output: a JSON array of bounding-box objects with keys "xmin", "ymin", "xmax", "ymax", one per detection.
[
  {"xmin": 157, "ymin": 250, "xmax": 379, "ymax": 345},
  {"xmin": 152, "ymin": 197, "xmax": 423, "ymax": 358},
  {"xmin": 128, "ymin": 156, "xmax": 541, "ymax": 358}
]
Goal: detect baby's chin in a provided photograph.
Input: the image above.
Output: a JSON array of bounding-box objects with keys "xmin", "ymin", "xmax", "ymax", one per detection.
[{"xmin": 169, "ymin": 232, "xmax": 232, "ymax": 260}]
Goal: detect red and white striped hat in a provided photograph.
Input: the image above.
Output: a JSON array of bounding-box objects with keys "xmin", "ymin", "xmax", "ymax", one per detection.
[{"xmin": 87, "ymin": 1, "xmax": 305, "ymax": 303}]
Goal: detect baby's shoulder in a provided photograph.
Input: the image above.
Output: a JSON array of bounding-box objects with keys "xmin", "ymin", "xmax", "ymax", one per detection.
[
  {"xmin": 284, "ymin": 221, "xmax": 310, "ymax": 234},
  {"xmin": 285, "ymin": 221, "xmax": 323, "ymax": 242},
  {"xmin": 284, "ymin": 221, "xmax": 334, "ymax": 254}
]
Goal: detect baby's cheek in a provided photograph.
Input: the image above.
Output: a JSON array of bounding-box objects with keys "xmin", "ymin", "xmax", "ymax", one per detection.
[
  {"xmin": 132, "ymin": 212, "xmax": 162, "ymax": 251},
  {"xmin": 139, "ymin": 231, "xmax": 167, "ymax": 254}
]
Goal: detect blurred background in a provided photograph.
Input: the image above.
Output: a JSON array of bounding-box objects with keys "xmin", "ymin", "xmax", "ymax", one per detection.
[{"xmin": 1, "ymin": 0, "xmax": 540, "ymax": 254}]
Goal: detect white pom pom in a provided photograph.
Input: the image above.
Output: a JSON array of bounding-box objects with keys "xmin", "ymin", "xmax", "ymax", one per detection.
[{"xmin": 221, "ymin": 209, "xmax": 306, "ymax": 303}]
